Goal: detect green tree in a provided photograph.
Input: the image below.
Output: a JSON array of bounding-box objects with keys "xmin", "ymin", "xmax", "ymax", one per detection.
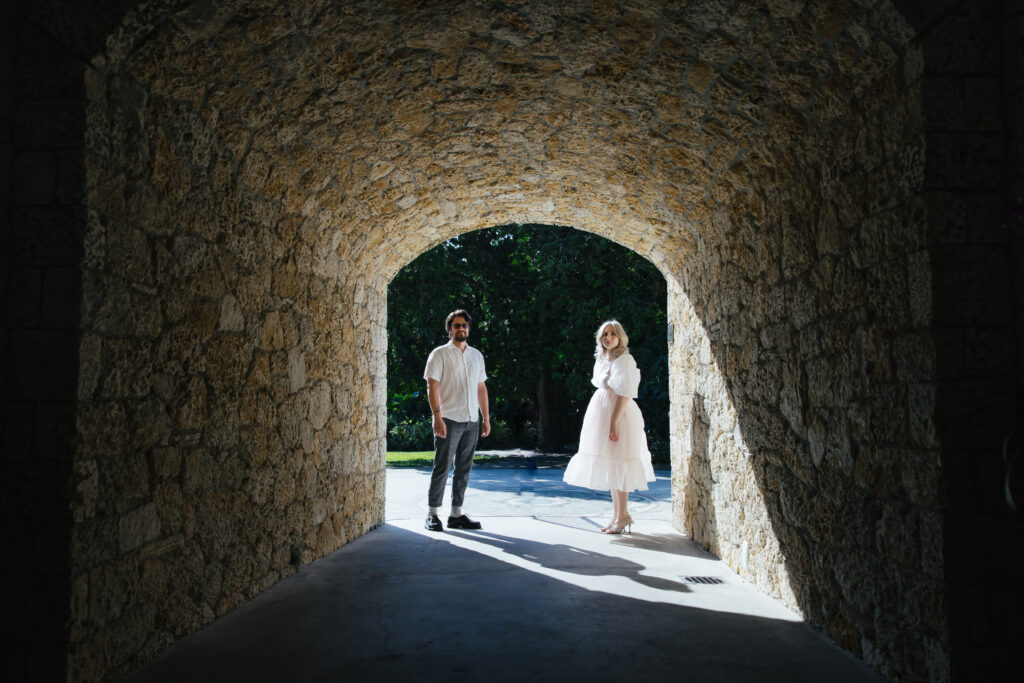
[{"xmin": 387, "ymin": 224, "xmax": 668, "ymax": 459}]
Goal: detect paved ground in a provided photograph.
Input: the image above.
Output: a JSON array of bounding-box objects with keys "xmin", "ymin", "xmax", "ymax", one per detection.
[
  {"xmin": 121, "ymin": 455, "xmax": 883, "ymax": 682},
  {"xmin": 386, "ymin": 452, "xmax": 673, "ymax": 523}
]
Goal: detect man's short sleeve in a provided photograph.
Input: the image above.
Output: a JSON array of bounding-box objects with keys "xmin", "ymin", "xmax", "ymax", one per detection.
[
  {"xmin": 424, "ymin": 348, "xmax": 444, "ymax": 382},
  {"xmin": 476, "ymin": 351, "xmax": 488, "ymax": 384}
]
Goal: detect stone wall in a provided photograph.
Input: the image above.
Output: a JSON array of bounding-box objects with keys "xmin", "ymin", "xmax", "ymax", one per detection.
[
  {"xmin": 76, "ymin": 1, "xmax": 940, "ymax": 679},
  {"xmin": 2, "ymin": 1, "xmax": 1021, "ymax": 681},
  {"xmin": 667, "ymin": 3, "xmax": 947, "ymax": 677},
  {"xmin": 71, "ymin": 29, "xmax": 388, "ymax": 680}
]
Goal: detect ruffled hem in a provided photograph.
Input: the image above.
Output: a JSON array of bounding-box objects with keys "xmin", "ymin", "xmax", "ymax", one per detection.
[
  {"xmin": 563, "ymin": 450, "xmax": 655, "ymax": 492},
  {"xmin": 563, "ymin": 384, "xmax": 654, "ymax": 492}
]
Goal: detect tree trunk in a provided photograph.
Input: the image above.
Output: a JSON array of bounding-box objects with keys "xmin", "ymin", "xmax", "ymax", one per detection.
[{"xmin": 535, "ymin": 373, "xmax": 565, "ymax": 452}]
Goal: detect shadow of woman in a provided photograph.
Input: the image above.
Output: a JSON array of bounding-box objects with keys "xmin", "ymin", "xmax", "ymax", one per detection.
[
  {"xmin": 446, "ymin": 529, "xmax": 692, "ymax": 594},
  {"xmin": 609, "ymin": 532, "xmax": 718, "ymax": 559},
  {"xmin": 528, "ymin": 517, "xmax": 714, "ymax": 559}
]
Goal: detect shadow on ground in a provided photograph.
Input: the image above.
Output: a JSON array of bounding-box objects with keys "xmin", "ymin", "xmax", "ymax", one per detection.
[{"xmin": 120, "ymin": 523, "xmax": 882, "ymax": 683}]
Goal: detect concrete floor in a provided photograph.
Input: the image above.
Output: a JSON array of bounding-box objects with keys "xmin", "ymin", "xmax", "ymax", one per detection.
[{"xmin": 121, "ymin": 457, "xmax": 883, "ymax": 682}]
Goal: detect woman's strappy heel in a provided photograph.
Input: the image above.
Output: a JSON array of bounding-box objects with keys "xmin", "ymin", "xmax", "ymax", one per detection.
[{"xmin": 606, "ymin": 515, "xmax": 633, "ymax": 534}]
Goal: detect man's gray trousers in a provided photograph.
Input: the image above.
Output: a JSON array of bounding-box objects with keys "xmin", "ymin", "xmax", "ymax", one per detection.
[{"xmin": 428, "ymin": 418, "xmax": 479, "ymax": 509}]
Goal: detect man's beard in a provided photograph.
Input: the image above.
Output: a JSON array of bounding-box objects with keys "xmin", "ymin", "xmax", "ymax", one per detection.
[{"xmin": 453, "ymin": 331, "xmax": 468, "ymax": 342}]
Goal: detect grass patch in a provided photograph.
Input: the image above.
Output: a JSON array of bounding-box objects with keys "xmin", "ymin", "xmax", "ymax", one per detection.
[
  {"xmin": 386, "ymin": 451, "xmax": 434, "ymax": 466},
  {"xmin": 386, "ymin": 451, "xmax": 503, "ymax": 467}
]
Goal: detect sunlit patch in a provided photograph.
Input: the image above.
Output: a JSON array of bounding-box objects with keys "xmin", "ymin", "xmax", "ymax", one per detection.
[{"xmin": 391, "ymin": 517, "xmax": 801, "ymax": 622}]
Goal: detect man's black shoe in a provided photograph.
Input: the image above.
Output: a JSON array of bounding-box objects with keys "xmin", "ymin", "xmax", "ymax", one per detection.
[
  {"xmin": 447, "ymin": 514, "xmax": 482, "ymax": 530},
  {"xmin": 425, "ymin": 514, "xmax": 443, "ymax": 531}
]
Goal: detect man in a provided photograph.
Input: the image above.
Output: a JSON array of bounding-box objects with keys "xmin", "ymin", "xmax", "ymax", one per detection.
[{"xmin": 423, "ymin": 309, "xmax": 491, "ymax": 531}]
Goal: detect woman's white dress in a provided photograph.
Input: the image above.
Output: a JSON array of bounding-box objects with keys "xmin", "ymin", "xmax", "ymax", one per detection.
[{"xmin": 563, "ymin": 353, "xmax": 655, "ymax": 492}]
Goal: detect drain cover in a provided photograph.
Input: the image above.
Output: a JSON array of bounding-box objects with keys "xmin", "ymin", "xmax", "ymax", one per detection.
[{"xmin": 683, "ymin": 576, "xmax": 725, "ymax": 584}]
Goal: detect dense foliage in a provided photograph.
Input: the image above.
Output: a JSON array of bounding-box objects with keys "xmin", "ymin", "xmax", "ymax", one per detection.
[{"xmin": 387, "ymin": 224, "xmax": 669, "ymax": 462}]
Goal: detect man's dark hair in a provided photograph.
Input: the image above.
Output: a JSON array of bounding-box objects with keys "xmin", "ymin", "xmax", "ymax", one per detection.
[{"xmin": 445, "ymin": 309, "xmax": 472, "ymax": 332}]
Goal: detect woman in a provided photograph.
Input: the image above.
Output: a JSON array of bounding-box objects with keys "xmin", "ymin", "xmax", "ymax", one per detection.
[{"xmin": 563, "ymin": 320, "xmax": 655, "ymax": 533}]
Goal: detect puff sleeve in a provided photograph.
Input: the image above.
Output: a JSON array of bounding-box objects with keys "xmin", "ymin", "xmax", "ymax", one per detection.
[
  {"xmin": 606, "ymin": 354, "xmax": 640, "ymax": 398},
  {"xmin": 590, "ymin": 360, "xmax": 608, "ymax": 389}
]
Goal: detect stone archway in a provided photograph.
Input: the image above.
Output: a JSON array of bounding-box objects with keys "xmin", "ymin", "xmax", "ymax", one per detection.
[
  {"xmin": 74, "ymin": 1, "xmax": 933, "ymax": 678},
  {"xmin": 4, "ymin": 1, "xmax": 1022, "ymax": 682}
]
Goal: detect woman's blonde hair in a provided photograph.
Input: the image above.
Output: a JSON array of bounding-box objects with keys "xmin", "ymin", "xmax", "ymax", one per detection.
[{"xmin": 594, "ymin": 320, "xmax": 629, "ymax": 360}]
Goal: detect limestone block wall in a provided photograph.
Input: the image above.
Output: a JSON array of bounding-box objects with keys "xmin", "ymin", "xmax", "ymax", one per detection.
[
  {"xmin": 667, "ymin": 3, "xmax": 946, "ymax": 679},
  {"xmin": 6, "ymin": 0, "xmax": 1017, "ymax": 681},
  {"xmin": 71, "ymin": 30, "xmax": 387, "ymax": 682}
]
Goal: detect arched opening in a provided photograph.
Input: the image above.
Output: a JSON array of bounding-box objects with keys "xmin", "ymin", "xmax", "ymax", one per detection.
[{"xmin": 385, "ymin": 223, "xmax": 670, "ymax": 460}]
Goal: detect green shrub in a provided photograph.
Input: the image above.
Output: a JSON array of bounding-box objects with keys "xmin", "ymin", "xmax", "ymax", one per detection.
[
  {"xmin": 388, "ymin": 418, "xmax": 433, "ymax": 451},
  {"xmin": 516, "ymin": 420, "xmax": 538, "ymax": 449},
  {"xmin": 486, "ymin": 417, "xmax": 513, "ymax": 449}
]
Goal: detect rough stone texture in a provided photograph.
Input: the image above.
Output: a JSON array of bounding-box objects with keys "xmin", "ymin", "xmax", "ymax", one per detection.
[
  {"xmin": 76, "ymin": 20, "xmax": 390, "ymax": 669},
  {"xmin": 667, "ymin": 7, "xmax": 951, "ymax": 674},
  {"xmin": 77, "ymin": 0, "xmax": 940, "ymax": 678},
  {"xmin": 1, "ymin": 1, "xmax": 1021, "ymax": 682}
]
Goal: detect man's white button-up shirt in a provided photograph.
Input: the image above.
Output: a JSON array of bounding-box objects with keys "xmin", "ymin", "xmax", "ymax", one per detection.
[{"xmin": 423, "ymin": 341, "xmax": 488, "ymax": 423}]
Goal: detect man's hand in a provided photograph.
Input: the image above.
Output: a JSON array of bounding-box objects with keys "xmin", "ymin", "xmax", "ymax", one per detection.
[
  {"xmin": 477, "ymin": 382, "xmax": 490, "ymax": 438},
  {"xmin": 427, "ymin": 378, "xmax": 445, "ymax": 438}
]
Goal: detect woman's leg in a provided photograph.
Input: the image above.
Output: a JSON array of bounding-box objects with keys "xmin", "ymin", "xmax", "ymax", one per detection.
[
  {"xmin": 608, "ymin": 490, "xmax": 631, "ymax": 532},
  {"xmin": 603, "ymin": 491, "xmax": 621, "ymax": 532},
  {"xmin": 614, "ymin": 490, "xmax": 628, "ymax": 522}
]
